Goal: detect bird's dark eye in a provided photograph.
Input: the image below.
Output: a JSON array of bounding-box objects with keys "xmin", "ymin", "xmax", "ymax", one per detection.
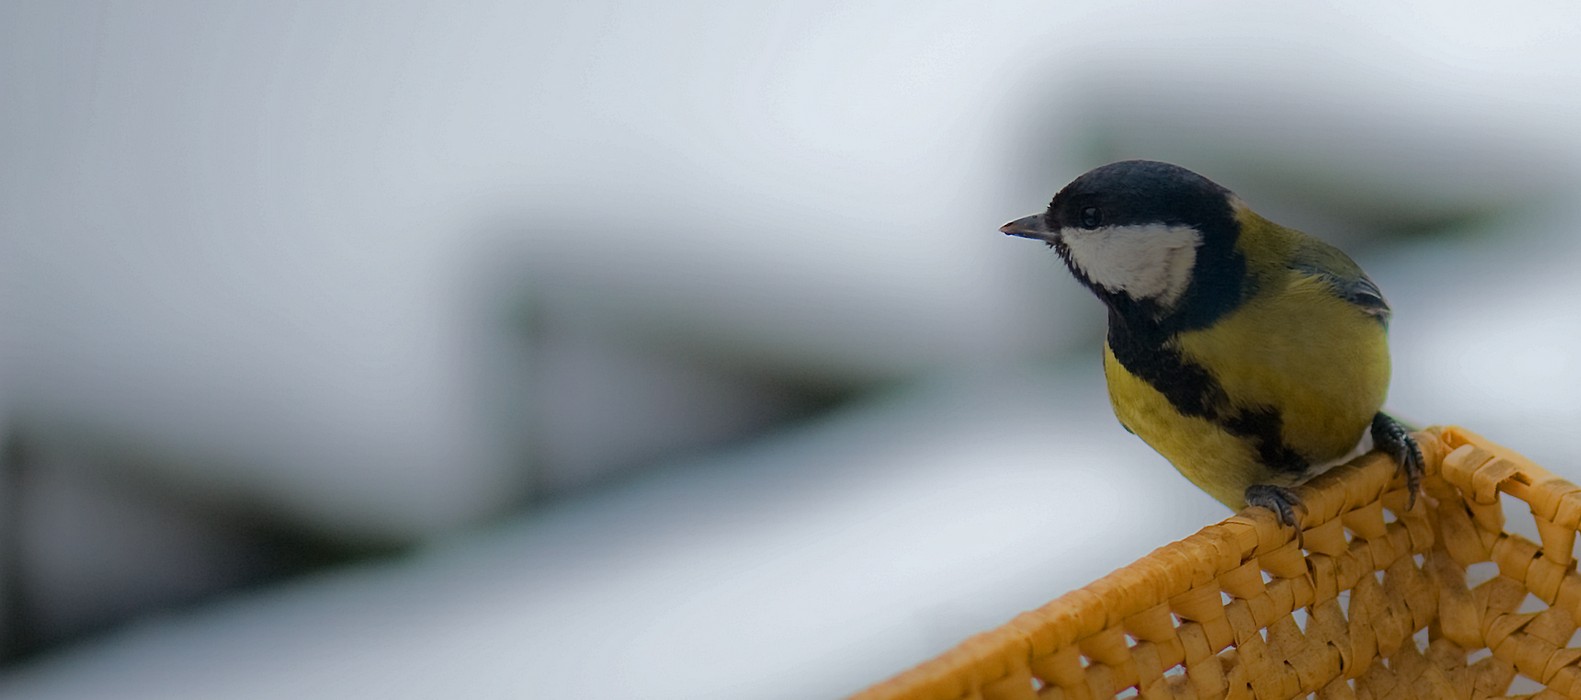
[{"xmin": 1079, "ymin": 206, "xmax": 1103, "ymax": 229}]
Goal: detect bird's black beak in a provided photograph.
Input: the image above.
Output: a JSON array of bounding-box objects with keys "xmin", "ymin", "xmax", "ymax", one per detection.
[{"xmin": 1000, "ymin": 214, "xmax": 1057, "ymax": 243}]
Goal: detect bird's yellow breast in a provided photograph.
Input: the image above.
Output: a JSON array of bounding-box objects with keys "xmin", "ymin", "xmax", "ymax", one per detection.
[{"xmin": 1103, "ymin": 256, "xmax": 1391, "ymax": 510}]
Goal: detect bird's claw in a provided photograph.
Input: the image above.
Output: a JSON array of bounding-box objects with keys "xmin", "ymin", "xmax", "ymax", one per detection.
[
  {"xmin": 1245, "ymin": 483, "xmax": 1303, "ymax": 528},
  {"xmin": 1371, "ymin": 412, "xmax": 1424, "ymax": 509}
]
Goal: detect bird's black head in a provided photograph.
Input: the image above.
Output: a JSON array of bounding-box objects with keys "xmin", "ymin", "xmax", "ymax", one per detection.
[
  {"xmin": 1001, "ymin": 160, "xmax": 1245, "ymax": 331},
  {"xmin": 1042, "ymin": 160, "xmax": 1234, "ymax": 236}
]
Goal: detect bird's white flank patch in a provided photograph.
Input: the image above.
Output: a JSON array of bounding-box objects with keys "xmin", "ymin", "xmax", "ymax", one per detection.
[{"xmin": 1061, "ymin": 224, "xmax": 1202, "ymax": 307}]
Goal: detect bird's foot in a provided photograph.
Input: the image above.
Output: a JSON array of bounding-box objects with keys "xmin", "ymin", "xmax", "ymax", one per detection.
[
  {"xmin": 1371, "ymin": 412, "xmax": 1424, "ymax": 509},
  {"xmin": 1245, "ymin": 484, "xmax": 1303, "ymax": 528}
]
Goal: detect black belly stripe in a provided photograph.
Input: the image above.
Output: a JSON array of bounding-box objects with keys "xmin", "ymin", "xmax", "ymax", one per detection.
[
  {"xmin": 1107, "ymin": 312, "xmax": 1309, "ymax": 475},
  {"xmin": 1219, "ymin": 406, "xmax": 1308, "ymax": 474}
]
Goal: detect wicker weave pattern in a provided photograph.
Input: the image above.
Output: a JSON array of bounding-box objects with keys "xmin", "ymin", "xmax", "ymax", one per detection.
[{"xmin": 857, "ymin": 428, "xmax": 1581, "ymax": 699}]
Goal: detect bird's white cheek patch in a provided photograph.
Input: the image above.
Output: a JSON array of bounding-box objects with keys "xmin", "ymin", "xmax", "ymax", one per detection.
[{"xmin": 1062, "ymin": 224, "xmax": 1201, "ymax": 307}]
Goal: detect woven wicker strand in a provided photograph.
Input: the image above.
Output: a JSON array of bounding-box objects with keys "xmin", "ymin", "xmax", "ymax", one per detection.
[{"xmin": 856, "ymin": 427, "xmax": 1581, "ymax": 699}]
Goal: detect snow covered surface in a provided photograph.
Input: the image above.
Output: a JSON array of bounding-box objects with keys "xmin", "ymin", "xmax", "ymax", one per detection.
[
  {"xmin": 4, "ymin": 240, "xmax": 1576, "ymax": 697},
  {"xmin": 0, "ymin": 366, "xmax": 1228, "ymax": 699},
  {"xmin": 3, "ymin": 287, "xmax": 1575, "ymax": 699},
  {"xmin": 1385, "ymin": 201, "xmax": 1581, "ymax": 472}
]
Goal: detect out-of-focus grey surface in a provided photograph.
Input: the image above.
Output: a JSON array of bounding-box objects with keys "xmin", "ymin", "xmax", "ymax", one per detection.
[
  {"xmin": 2, "ymin": 0, "xmax": 1581, "ymax": 695},
  {"xmin": 1386, "ymin": 200, "xmax": 1581, "ymax": 472},
  {"xmin": 0, "ymin": 365, "xmax": 1230, "ymax": 700}
]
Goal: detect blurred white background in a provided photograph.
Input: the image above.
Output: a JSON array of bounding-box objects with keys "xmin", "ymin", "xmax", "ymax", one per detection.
[{"xmin": 1, "ymin": 1, "xmax": 1579, "ymax": 698}]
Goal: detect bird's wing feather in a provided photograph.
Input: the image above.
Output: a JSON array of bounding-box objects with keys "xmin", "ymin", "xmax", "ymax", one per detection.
[{"xmin": 1288, "ymin": 237, "xmax": 1392, "ymax": 326}]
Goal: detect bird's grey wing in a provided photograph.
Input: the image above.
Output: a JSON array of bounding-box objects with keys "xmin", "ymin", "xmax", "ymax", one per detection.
[
  {"xmin": 1290, "ymin": 238, "xmax": 1392, "ymax": 327},
  {"xmin": 1337, "ymin": 273, "xmax": 1391, "ymax": 325}
]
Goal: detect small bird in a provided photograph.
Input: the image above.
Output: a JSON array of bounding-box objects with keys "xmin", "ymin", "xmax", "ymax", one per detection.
[{"xmin": 1002, "ymin": 160, "xmax": 1422, "ymax": 526}]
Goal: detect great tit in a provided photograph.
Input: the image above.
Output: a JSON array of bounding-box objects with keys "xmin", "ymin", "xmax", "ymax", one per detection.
[{"xmin": 1002, "ymin": 160, "xmax": 1422, "ymax": 526}]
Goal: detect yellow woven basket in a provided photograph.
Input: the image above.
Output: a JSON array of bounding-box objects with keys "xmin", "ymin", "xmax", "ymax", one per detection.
[{"xmin": 857, "ymin": 427, "xmax": 1581, "ymax": 699}]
